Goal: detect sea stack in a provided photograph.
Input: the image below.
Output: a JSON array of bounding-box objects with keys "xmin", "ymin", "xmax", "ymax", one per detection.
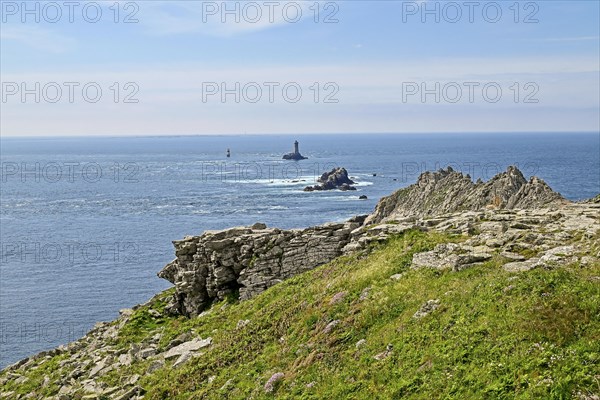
[
  {"xmin": 304, "ymin": 167, "xmax": 357, "ymax": 191},
  {"xmin": 283, "ymin": 140, "xmax": 307, "ymax": 160}
]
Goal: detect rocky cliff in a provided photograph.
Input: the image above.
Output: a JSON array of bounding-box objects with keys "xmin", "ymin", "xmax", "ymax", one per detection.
[
  {"xmin": 157, "ymin": 219, "xmax": 364, "ymax": 317},
  {"xmin": 158, "ymin": 166, "xmax": 570, "ymax": 317},
  {"xmin": 365, "ymin": 166, "xmax": 565, "ymax": 224}
]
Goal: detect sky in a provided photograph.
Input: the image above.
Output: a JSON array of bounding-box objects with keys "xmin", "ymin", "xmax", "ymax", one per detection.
[{"xmin": 0, "ymin": 0, "xmax": 599, "ymax": 136}]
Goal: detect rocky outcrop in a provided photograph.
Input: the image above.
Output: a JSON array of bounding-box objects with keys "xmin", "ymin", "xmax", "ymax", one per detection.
[
  {"xmin": 283, "ymin": 153, "xmax": 307, "ymax": 161},
  {"xmin": 0, "ymin": 299, "xmax": 213, "ymax": 400},
  {"xmin": 304, "ymin": 167, "xmax": 356, "ymax": 191},
  {"xmin": 282, "ymin": 140, "xmax": 307, "ymax": 160},
  {"xmin": 583, "ymin": 194, "xmax": 600, "ymax": 204},
  {"xmin": 158, "ymin": 166, "xmax": 579, "ymax": 317},
  {"xmin": 158, "ymin": 219, "xmax": 364, "ymax": 317},
  {"xmin": 365, "ymin": 166, "xmax": 565, "ymax": 224},
  {"xmin": 411, "ymin": 243, "xmax": 493, "ymax": 271}
]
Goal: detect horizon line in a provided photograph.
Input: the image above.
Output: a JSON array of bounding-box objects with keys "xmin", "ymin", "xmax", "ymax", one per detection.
[{"xmin": 1, "ymin": 131, "xmax": 599, "ymax": 140}]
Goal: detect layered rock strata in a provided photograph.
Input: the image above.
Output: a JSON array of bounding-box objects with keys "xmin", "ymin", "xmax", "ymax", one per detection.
[{"xmin": 158, "ymin": 218, "xmax": 366, "ymax": 316}]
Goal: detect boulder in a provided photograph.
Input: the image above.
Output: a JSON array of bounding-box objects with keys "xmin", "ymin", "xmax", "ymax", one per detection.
[
  {"xmin": 503, "ymin": 259, "xmax": 541, "ymax": 272},
  {"xmin": 304, "ymin": 167, "xmax": 356, "ymax": 191},
  {"xmin": 162, "ymin": 337, "xmax": 212, "ymax": 360}
]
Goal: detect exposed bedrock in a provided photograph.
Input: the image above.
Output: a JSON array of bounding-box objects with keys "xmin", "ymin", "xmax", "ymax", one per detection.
[
  {"xmin": 365, "ymin": 166, "xmax": 565, "ymax": 224},
  {"xmin": 158, "ymin": 217, "xmax": 366, "ymax": 317},
  {"xmin": 159, "ymin": 166, "xmax": 576, "ymax": 317}
]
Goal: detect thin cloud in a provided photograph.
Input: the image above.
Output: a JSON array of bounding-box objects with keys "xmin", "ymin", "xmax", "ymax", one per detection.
[
  {"xmin": 135, "ymin": 1, "xmax": 320, "ymax": 37},
  {"xmin": 538, "ymin": 36, "xmax": 600, "ymax": 42},
  {"xmin": 0, "ymin": 25, "xmax": 77, "ymax": 54},
  {"xmin": 2, "ymin": 56, "xmax": 598, "ymax": 136}
]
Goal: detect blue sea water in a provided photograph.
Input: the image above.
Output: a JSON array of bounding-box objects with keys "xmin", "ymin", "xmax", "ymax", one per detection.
[{"xmin": 0, "ymin": 133, "xmax": 599, "ymax": 368}]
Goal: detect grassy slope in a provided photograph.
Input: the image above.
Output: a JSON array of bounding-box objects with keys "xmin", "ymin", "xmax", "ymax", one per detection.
[{"xmin": 3, "ymin": 230, "xmax": 600, "ymax": 399}]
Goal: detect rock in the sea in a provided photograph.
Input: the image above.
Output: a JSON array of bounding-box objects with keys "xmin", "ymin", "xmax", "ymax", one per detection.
[
  {"xmin": 304, "ymin": 167, "xmax": 356, "ymax": 191},
  {"xmin": 282, "ymin": 140, "xmax": 307, "ymax": 160}
]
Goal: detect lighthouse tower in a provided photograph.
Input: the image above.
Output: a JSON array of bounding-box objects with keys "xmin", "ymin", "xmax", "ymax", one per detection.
[{"xmin": 282, "ymin": 140, "xmax": 308, "ymax": 160}]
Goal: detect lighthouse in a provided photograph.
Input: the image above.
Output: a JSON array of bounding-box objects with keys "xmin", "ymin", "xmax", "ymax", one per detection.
[{"xmin": 282, "ymin": 140, "xmax": 308, "ymax": 160}]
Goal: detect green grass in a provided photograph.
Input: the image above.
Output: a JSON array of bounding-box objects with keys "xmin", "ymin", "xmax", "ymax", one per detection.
[
  {"xmin": 0, "ymin": 352, "xmax": 71, "ymax": 398},
  {"xmin": 3, "ymin": 229, "xmax": 599, "ymax": 399}
]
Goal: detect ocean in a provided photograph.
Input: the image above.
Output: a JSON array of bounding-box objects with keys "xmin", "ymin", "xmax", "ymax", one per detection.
[{"xmin": 1, "ymin": 132, "xmax": 599, "ymax": 368}]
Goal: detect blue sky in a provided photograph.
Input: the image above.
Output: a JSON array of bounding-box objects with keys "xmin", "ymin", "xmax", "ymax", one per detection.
[{"xmin": 1, "ymin": 0, "xmax": 599, "ymax": 136}]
